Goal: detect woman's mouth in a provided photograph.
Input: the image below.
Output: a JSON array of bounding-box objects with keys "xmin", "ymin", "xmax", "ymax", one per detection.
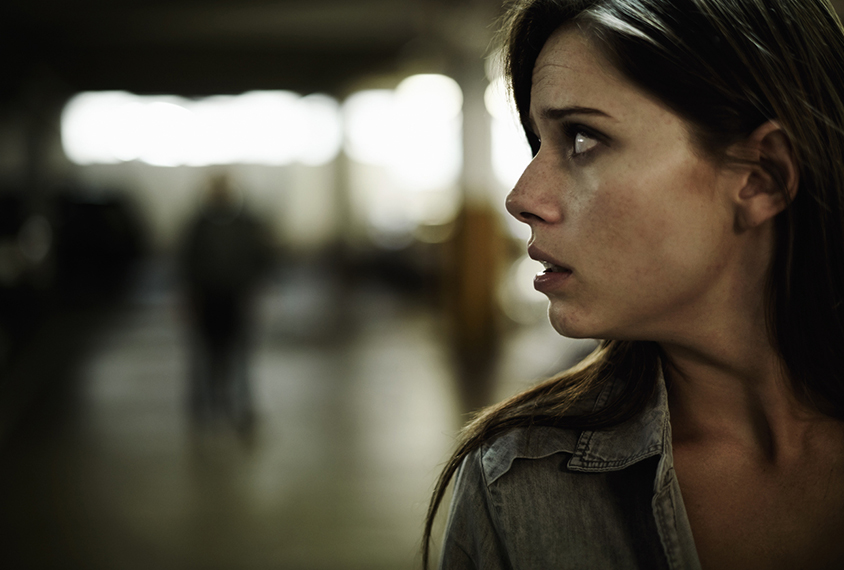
[
  {"xmin": 528, "ymin": 246, "xmax": 573, "ymax": 292},
  {"xmin": 540, "ymin": 261, "xmax": 570, "ymax": 274},
  {"xmin": 534, "ymin": 260, "xmax": 573, "ymax": 292}
]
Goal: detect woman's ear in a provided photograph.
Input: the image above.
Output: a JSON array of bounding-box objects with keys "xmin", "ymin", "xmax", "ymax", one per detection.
[{"xmin": 734, "ymin": 120, "xmax": 799, "ymax": 231}]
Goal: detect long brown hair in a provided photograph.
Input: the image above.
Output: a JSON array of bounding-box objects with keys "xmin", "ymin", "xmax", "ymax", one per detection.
[{"xmin": 423, "ymin": 0, "xmax": 844, "ymax": 566}]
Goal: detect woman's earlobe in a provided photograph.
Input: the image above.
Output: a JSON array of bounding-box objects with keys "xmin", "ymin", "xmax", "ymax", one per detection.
[{"xmin": 735, "ymin": 120, "xmax": 799, "ymax": 229}]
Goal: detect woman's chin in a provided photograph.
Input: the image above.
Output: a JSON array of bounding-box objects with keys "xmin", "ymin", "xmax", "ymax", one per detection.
[{"xmin": 548, "ymin": 311, "xmax": 596, "ymax": 339}]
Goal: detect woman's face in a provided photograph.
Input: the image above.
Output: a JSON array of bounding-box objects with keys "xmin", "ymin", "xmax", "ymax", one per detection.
[{"xmin": 506, "ymin": 25, "xmax": 747, "ymax": 342}]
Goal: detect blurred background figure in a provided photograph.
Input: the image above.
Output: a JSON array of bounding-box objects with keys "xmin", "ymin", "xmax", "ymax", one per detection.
[{"xmin": 181, "ymin": 173, "xmax": 269, "ymax": 434}]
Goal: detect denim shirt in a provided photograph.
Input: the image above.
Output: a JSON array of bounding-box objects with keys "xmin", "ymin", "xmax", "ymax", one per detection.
[{"xmin": 439, "ymin": 368, "xmax": 702, "ymax": 570}]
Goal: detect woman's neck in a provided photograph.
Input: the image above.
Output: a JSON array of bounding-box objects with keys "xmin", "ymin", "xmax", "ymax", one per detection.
[{"xmin": 663, "ymin": 331, "xmax": 831, "ymax": 463}]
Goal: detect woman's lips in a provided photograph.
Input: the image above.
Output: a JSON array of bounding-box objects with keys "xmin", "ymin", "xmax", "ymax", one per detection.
[
  {"xmin": 528, "ymin": 247, "xmax": 573, "ymax": 293},
  {"xmin": 534, "ymin": 263, "xmax": 573, "ymax": 292}
]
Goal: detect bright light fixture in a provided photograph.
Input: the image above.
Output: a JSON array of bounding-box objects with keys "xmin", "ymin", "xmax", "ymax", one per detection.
[
  {"xmin": 343, "ymin": 74, "xmax": 464, "ymax": 239},
  {"xmin": 61, "ymin": 90, "xmax": 342, "ymax": 167},
  {"xmin": 343, "ymin": 74, "xmax": 463, "ymax": 192}
]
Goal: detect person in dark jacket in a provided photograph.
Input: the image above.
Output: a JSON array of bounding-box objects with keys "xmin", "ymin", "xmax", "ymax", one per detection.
[{"xmin": 182, "ymin": 174, "xmax": 270, "ymax": 434}]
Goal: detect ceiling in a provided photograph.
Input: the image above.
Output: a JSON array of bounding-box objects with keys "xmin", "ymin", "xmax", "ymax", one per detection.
[
  {"xmin": 0, "ymin": 0, "xmax": 504, "ymax": 102},
  {"xmin": 4, "ymin": 0, "xmax": 843, "ymax": 105}
]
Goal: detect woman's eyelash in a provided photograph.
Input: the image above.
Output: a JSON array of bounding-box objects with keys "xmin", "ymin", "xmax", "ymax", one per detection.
[
  {"xmin": 561, "ymin": 123, "xmax": 602, "ymax": 155},
  {"xmin": 528, "ymin": 123, "xmax": 606, "ymax": 157}
]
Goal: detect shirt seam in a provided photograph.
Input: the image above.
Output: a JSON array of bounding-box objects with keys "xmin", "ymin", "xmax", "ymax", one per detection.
[
  {"xmin": 575, "ymin": 444, "xmax": 663, "ymax": 468},
  {"xmin": 653, "ymin": 483, "xmax": 679, "ymax": 569},
  {"xmin": 480, "ymin": 447, "xmax": 514, "ymax": 570}
]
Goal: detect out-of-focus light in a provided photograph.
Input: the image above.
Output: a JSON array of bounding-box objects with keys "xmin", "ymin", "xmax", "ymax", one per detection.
[
  {"xmin": 343, "ymin": 75, "xmax": 463, "ymax": 192},
  {"xmin": 343, "ymin": 74, "xmax": 463, "ymax": 244},
  {"xmin": 396, "ymin": 74, "xmax": 463, "ymax": 119},
  {"xmin": 498, "ymin": 254, "xmax": 549, "ymax": 324},
  {"xmin": 138, "ymin": 101, "xmax": 196, "ymax": 167},
  {"xmin": 61, "ymin": 91, "xmax": 134, "ymax": 165},
  {"xmin": 61, "ymin": 90, "xmax": 342, "ymax": 167},
  {"xmin": 414, "ymin": 221, "xmax": 455, "ymax": 244},
  {"xmin": 485, "ymin": 77, "xmax": 532, "ymax": 190},
  {"xmin": 297, "ymin": 94, "xmax": 343, "ymax": 166},
  {"xmin": 342, "ymin": 89, "xmax": 394, "ymax": 166},
  {"xmin": 391, "ymin": 74, "xmax": 462, "ymax": 192},
  {"xmin": 229, "ymin": 90, "xmax": 301, "ymax": 166},
  {"xmin": 483, "ymin": 76, "xmax": 509, "ymax": 120}
]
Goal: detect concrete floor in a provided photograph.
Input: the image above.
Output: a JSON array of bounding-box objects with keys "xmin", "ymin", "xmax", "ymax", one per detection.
[{"xmin": 0, "ymin": 258, "xmax": 593, "ymax": 570}]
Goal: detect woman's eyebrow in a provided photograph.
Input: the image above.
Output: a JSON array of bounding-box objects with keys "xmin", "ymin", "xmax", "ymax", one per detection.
[
  {"xmin": 527, "ymin": 106, "xmax": 615, "ymax": 133},
  {"xmin": 540, "ymin": 106, "xmax": 613, "ymax": 121}
]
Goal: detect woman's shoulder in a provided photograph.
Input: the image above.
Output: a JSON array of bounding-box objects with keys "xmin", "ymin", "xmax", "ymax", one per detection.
[
  {"xmin": 473, "ymin": 377, "xmax": 611, "ymax": 484},
  {"xmin": 478, "ymin": 425, "xmax": 581, "ymax": 486},
  {"xmin": 449, "ymin": 405, "xmax": 671, "ymax": 570},
  {"xmin": 471, "ymin": 369, "xmax": 669, "ymax": 487}
]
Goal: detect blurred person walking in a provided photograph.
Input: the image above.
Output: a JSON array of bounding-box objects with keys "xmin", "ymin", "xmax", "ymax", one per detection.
[{"xmin": 181, "ymin": 174, "xmax": 270, "ymax": 435}]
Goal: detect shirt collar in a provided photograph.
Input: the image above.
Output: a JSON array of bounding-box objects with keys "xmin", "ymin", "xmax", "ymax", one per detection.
[{"xmin": 567, "ymin": 364, "xmax": 670, "ymax": 472}]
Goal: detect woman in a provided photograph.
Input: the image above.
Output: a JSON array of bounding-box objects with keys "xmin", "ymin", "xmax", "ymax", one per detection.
[{"xmin": 423, "ymin": 0, "xmax": 844, "ymax": 568}]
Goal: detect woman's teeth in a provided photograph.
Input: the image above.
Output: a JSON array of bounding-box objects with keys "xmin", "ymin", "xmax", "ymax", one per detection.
[{"xmin": 541, "ymin": 261, "xmax": 565, "ymax": 273}]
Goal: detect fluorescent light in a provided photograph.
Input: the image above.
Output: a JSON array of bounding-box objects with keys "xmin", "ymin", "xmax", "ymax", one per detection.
[
  {"xmin": 343, "ymin": 75, "xmax": 464, "ymax": 240},
  {"xmin": 61, "ymin": 90, "xmax": 342, "ymax": 167}
]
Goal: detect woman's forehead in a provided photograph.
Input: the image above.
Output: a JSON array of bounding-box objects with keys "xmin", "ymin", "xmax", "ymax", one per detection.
[
  {"xmin": 534, "ymin": 27, "xmax": 627, "ymax": 85},
  {"xmin": 530, "ymin": 27, "xmax": 636, "ymax": 114}
]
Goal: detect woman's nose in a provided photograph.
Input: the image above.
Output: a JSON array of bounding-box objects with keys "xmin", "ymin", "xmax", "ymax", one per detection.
[{"xmin": 505, "ymin": 159, "xmax": 562, "ymax": 225}]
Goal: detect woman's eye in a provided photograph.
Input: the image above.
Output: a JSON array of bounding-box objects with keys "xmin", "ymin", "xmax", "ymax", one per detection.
[{"xmin": 573, "ymin": 132, "xmax": 598, "ymax": 156}]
